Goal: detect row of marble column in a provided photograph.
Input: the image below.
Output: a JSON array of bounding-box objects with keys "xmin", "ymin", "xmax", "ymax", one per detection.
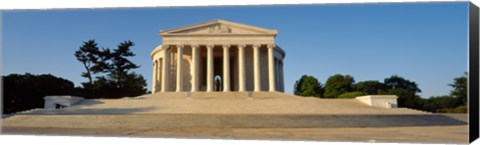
[{"xmin": 153, "ymin": 44, "xmax": 278, "ymax": 92}]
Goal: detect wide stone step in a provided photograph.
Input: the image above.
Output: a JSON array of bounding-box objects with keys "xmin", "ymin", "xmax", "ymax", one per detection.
[
  {"xmin": 21, "ymin": 92, "xmax": 427, "ymax": 115},
  {"xmin": 2, "ymin": 114, "xmax": 466, "ymax": 129},
  {"xmin": 145, "ymin": 91, "xmax": 293, "ymax": 99}
]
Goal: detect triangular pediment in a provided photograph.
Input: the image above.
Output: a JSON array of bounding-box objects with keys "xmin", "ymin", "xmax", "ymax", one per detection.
[{"xmin": 160, "ymin": 19, "xmax": 277, "ymax": 35}]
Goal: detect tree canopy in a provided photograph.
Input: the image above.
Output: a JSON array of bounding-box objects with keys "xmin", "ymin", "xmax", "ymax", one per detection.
[
  {"xmin": 323, "ymin": 74, "xmax": 355, "ymax": 98},
  {"xmin": 449, "ymin": 72, "xmax": 467, "ymax": 106},
  {"xmin": 294, "ymin": 75, "xmax": 323, "ymax": 97},
  {"xmin": 422, "ymin": 95, "xmax": 460, "ymax": 112},
  {"xmin": 3, "ymin": 73, "xmax": 75, "ymax": 114},
  {"xmin": 354, "ymin": 80, "xmax": 387, "ymax": 95},
  {"xmin": 384, "ymin": 75, "xmax": 421, "ymax": 93},
  {"xmin": 74, "ymin": 40, "xmax": 100, "ymax": 88},
  {"xmin": 383, "ymin": 75, "xmax": 422, "ymax": 109},
  {"xmin": 74, "ymin": 40, "xmax": 147, "ymax": 98}
]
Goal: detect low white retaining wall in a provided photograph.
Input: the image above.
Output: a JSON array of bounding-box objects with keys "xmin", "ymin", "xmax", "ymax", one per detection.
[
  {"xmin": 44, "ymin": 96, "xmax": 84, "ymax": 109},
  {"xmin": 356, "ymin": 95, "xmax": 398, "ymax": 108}
]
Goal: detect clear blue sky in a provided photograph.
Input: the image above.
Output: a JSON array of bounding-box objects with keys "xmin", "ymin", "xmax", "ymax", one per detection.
[{"xmin": 2, "ymin": 2, "xmax": 468, "ymax": 98}]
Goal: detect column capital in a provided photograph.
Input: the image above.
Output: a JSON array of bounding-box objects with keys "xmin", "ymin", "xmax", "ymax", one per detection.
[
  {"xmin": 237, "ymin": 44, "xmax": 246, "ymax": 48},
  {"xmin": 267, "ymin": 44, "xmax": 276, "ymax": 49},
  {"xmin": 252, "ymin": 44, "xmax": 261, "ymax": 48},
  {"xmin": 176, "ymin": 44, "xmax": 184, "ymax": 49},
  {"xmin": 206, "ymin": 44, "xmax": 214, "ymax": 49},
  {"xmin": 222, "ymin": 44, "xmax": 231, "ymax": 48},
  {"xmin": 190, "ymin": 44, "xmax": 199, "ymax": 48},
  {"xmin": 161, "ymin": 45, "xmax": 169, "ymax": 50}
]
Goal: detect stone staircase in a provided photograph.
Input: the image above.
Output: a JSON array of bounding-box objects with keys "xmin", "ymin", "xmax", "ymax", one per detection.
[
  {"xmin": 1, "ymin": 92, "xmax": 467, "ymax": 130},
  {"xmin": 11, "ymin": 91, "xmax": 430, "ymax": 115},
  {"xmin": 143, "ymin": 91, "xmax": 293, "ymax": 99}
]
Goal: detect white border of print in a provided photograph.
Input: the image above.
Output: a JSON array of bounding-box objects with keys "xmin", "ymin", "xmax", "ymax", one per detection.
[{"xmin": 0, "ymin": 1, "xmax": 477, "ymax": 145}]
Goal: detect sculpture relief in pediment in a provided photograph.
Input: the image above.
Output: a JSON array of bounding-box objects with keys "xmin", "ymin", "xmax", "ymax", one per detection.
[
  {"xmin": 162, "ymin": 20, "xmax": 277, "ymax": 35},
  {"xmin": 208, "ymin": 25, "xmax": 232, "ymax": 33}
]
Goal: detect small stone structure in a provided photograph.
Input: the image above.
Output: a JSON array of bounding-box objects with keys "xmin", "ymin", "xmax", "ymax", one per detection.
[
  {"xmin": 356, "ymin": 95, "xmax": 398, "ymax": 108},
  {"xmin": 44, "ymin": 96, "xmax": 84, "ymax": 109}
]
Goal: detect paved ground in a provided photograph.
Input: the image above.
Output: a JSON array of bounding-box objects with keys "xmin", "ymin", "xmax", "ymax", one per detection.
[
  {"xmin": 2, "ymin": 114, "xmax": 466, "ymax": 128},
  {"xmin": 2, "ymin": 125, "xmax": 468, "ymax": 144}
]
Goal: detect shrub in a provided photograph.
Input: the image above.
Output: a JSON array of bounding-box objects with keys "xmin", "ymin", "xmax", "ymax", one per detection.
[
  {"xmin": 437, "ymin": 105, "xmax": 467, "ymax": 113},
  {"xmin": 338, "ymin": 91, "xmax": 366, "ymax": 99}
]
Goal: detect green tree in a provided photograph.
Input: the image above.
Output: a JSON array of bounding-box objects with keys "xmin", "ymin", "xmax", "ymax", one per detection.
[
  {"xmin": 449, "ymin": 72, "xmax": 467, "ymax": 106},
  {"xmin": 388, "ymin": 88, "xmax": 423, "ymax": 109},
  {"xmin": 90, "ymin": 74, "xmax": 146, "ymax": 98},
  {"xmin": 120, "ymin": 72, "xmax": 148, "ymax": 97},
  {"xmin": 74, "ymin": 40, "xmax": 147, "ymax": 98},
  {"xmin": 74, "ymin": 40, "xmax": 100, "ymax": 88},
  {"xmin": 422, "ymin": 95, "xmax": 459, "ymax": 112},
  {"xmin": 323, "ymin": 74, "xmax": 355, "ymax": 98},
  {"xmin": 294, "ymin": 75, "xmax": 323, "ymax": 97},
  {"xmin": 101, "ymin": 41, "xmax": 141, "ymax": 89},
  {"xmin": 354, "ymin": 80, "xmax": 387, "ymax": 95},
  {"xmin": 384, "ymin": 75, "xmax": 421, "ymax": 93},
  {"xmin": 384, "ymin": 75, "xmax": 422, "ymax": 109},
  {"xmin": 3, "ymin": 73, "xmax": 75, "ymax": 114}
]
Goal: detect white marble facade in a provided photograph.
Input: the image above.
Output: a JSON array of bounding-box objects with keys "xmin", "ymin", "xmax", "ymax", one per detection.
[{"xmin": 151, "ymin": 20, "xmax": 286, "ymax": 93}]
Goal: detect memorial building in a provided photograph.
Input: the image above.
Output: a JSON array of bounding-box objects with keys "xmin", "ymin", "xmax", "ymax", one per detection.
[{"xmin": 151, "ymin": 20, "xmax": 286, "ymax": 93}]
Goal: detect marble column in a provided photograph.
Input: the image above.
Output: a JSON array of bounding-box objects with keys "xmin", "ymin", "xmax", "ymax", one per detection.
[
  {"xmin": 206, "ymin": 45, "xmax": 214, "ymax": 92},
  {"xmin": 275, "ymin": 58, "xmax": 280, "ymax": 90},
  {"xmin": 238, "ymin": 44, "xmax": 246, "ymax": 92},
  {"xmin": 176, "ymin": 45, "xmax": 183, "ymax": 92},
  {"xmin": 159, "ymin": 58, "xmax": 163, "ymax": 92},
  {"xmin": 191, "ymin": 45, "xmax": 199, "ymax": 92},
  {"xmin": 152, "ymin": 60, "xmax": 157, "ymax": 93},
  {"xmin": 161, "ymin": 46, "xmax": 169, "ymax": 92},
  {"xmin": 268, "ymin": 44, "xmax": 276, "ymax": 92},
  {"xmin": 253, "ymin": 44, "xmax": 261, "ymax": 92},
  {"xmin": 223, "ymin": 45, "xmax": 231, "ymax": 92},
  {"xmin": 280, "ymin": 60, "xmax": 284, "ymax": 92}
]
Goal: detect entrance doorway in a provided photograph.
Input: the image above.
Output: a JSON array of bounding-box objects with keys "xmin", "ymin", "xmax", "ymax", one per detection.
[{"xmin": 214, "ymin": 75, "xmax": 222, "ymax": 92}]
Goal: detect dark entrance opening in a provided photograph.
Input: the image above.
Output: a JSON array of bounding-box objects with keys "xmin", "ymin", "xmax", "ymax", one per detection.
[
  {"xmin": 55, "ymin": 104, "xmax": 66, "ymax": 109},
  {"xmin": 214, "ymin": 75, "xmax": 222, "ymax": 92}
]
